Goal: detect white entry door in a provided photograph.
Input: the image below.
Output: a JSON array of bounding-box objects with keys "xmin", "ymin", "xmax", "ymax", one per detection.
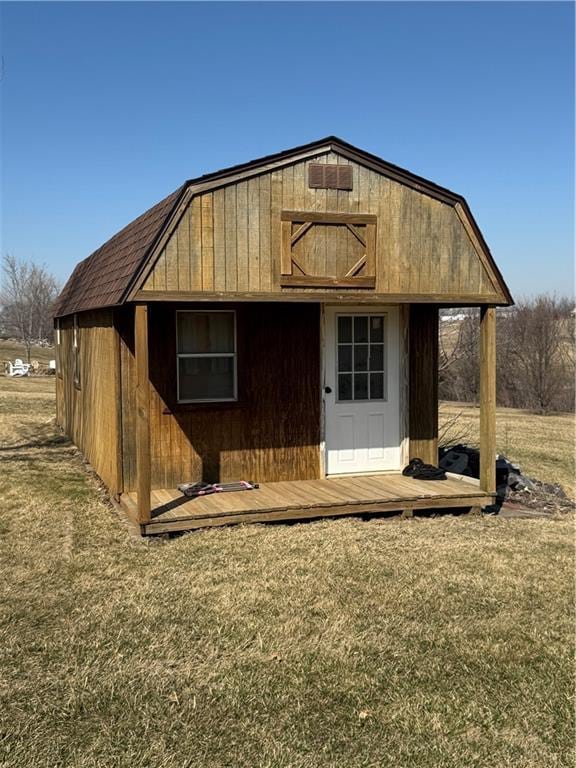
[{"xmin": 324, "ymin": 306, "xmax": 402, "ymax": 475}]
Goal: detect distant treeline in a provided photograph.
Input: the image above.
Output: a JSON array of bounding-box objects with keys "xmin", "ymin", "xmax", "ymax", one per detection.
[
  {"xmin": 440, "ymin": 295, "xmax": 575, "ymax": 414},
  {"xmin": 0, "ymin": 255, "xmax": 60, "ymax": 360}
]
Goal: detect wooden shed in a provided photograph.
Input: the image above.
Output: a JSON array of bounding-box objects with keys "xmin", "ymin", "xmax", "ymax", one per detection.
[{"xmin": 54, "ymin": 137, "xmax": 512, "ymax": 535}]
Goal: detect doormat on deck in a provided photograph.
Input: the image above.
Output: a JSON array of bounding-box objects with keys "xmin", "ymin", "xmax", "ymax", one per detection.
[{"xmin": 177, "ymin": 481, "xmax": 260, "ymax": 498}]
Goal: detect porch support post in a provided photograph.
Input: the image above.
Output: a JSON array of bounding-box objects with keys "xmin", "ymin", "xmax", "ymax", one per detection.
[
  {"xmin": 408, "ymin": 305, "xmax": 438, "ymax": 466},
  {"xmin": 135, "ymin": 304, "xmax": 151, "ymax": 524},
  {"xmin": 479, "ymin": 306, "xmax": 496, "ymax": 494}
]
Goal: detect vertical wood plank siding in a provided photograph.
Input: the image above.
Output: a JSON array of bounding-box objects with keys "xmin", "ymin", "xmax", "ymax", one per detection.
[
  {"xmin": 117, "ymin": 303, "xmax": 321, "ymax": 491},
  {"xmin": 135, "ymin": 305, "xmax": 151, "ymax": 522},
  {"xmin": 141, "ymin": 152, "xmax": 500, "ymax": 299},
  {"xmin": 408, "ymin": 305, "xmax": 439, "ymax": 465},
  {"xmin": 55, "ymin": 310, "xmax": 122, "ymax": 494}
]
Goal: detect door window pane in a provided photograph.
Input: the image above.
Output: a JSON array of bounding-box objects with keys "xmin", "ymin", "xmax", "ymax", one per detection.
[
  {"xmin": 338, "ymin": 316, "xmax": 352, "ymax": 344},
  {"xmin": 369, "ymin": 344, "xmax": 384, "ymax": 371},
  {"xmin": 354, "ymin": 344, "xmax": 368, "ymax": 372},
  {"xmin": 338, "ymin": 373, "xmax": 353, "ymax": 401},
  {"xmin": 370, "ymin": 372, "xmax": 385, "ymax": 400},
  {"xmin": 354, "ymin": 373, "xmax": 368, "ymax": 400},
  {"xmin": 370, "ymin": 316, "xmax": 384, "ymax": 343},
  {"xmin": 354, "ymin": 316, "xmax": 369, "ymax": 343},
  {"xmin": 338, "ymin": 344, "xmax": 352, "ymax": 372}
]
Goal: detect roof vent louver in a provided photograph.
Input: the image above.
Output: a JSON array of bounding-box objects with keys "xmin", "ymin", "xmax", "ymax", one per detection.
[{"xmin": 308, "ymin": 163, "xmax": 353, "ymax": 190}]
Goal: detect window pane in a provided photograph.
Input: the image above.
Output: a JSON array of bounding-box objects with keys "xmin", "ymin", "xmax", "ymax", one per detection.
[
  {"xmin": 338, "ymin": 373, "xmax": 353, "ymax": 401},
  {"xmin": 369, "ymin": 344, "xmax": 384, "ymax": 371},
  {"xmin": 354, "ymin": 373, "xmax": 368, "ymax": 400},
  {"xmin": 354, "ymin": 316, "xmax": 368, "ymax": 343},
  {"xmin": 354, "ymin": 344, "xmax": 368, "ymax": 372},
  {"xmin": 177, "ymin": 312, "xmax": 234, "ymax": 354},
  {"xmin": 338, "ymin": 316, "xmax": 352, "ymax": 344},
  {"xmin": 338, "ymin": 344, "xmax": 352, "ymax": 372},
  {"xmin": 178, "ymin": 357, "xmax": 235, "ymax": 401},
  {"xmin": 370, "ymin": 372, "xmax": 385, "ymax": 400},
  {"xmin": 370, "ymin": 316, "xmax": 384, "ymax": 343}
]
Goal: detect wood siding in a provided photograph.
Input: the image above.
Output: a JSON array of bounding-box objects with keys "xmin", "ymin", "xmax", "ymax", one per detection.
[
  {"xmin": 55, "ymin": 310, "xmax": 122, "ymax": 494},
  {"xmin": 117, "ymin": 303, "xmax": 321, "ymax": 491},
  {"xmin": 140, "ymin": 152, "xmax": 503, "ymax": 301},
  {"xmin": 408, "ymin": 305, "xmax": 439, "ymax": 465}
]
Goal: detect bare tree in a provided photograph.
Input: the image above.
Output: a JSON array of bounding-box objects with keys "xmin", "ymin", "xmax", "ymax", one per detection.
[
  {"xmin": 0, "ymin": 255, "xmax": 60, "ymax": 361},
  {"xmin": 29, "ymin": 263, "xmax": 59, "ymax": 342},
  {"xmin": 438, "ymin": 408, "xmax": 477, "ymax": 449},
  {"xmin": 439, "ymin": 297, "xmax": 575, "ymax": 415},
  {"xmin": 498, "ymin": 296, "xmax": 575, "ymax": 414},
  {"xmin": 439, "ymin": 312, "xmax": 479, "ymax": 403}
]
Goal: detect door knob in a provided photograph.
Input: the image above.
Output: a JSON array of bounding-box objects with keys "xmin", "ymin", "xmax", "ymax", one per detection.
[{"xmin": 324, "ymin": 386, "xmax": 332, "ymax": 394}]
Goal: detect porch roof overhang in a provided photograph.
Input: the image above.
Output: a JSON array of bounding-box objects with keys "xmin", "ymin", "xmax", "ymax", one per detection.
[{"xmin": 128, "ymin": 292, "xmax": 510, "ymax": 307}]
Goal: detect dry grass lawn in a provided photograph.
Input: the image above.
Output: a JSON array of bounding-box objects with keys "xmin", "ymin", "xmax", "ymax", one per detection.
[
  {"xmin": 0, "ymin": 375, "xmax": 574, "ymax": 767},
  {"xmin": 0, "ymin": 339, "xmax": 55, "ymax": 366}
]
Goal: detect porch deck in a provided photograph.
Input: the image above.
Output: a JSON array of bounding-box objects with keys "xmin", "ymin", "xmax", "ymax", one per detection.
[{"xmin": 120, "ymin": 473, "xmax": 494, "ymax": 535}]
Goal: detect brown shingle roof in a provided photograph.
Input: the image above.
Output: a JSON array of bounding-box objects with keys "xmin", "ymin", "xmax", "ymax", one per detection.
[{"xmin": 53, "ymin": 185, "xmax": 184, "ymax": 317}]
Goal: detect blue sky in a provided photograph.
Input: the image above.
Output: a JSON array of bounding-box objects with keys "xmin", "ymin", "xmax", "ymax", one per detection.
[{"xmin": 1, "ymin": 1, "xmax": 574, "ymax": 297}]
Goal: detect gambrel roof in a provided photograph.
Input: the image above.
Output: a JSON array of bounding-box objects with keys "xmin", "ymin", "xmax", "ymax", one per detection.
[
  {"xmin": 53, "ymin": 186, "xmax": 184, "ymax": 317},
  {"xmin": 54, "ymin": 136, "xmax": 512, "ymax": 317}
]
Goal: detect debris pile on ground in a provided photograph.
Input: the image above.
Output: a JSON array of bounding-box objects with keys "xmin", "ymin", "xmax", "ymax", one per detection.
[
  {"xmin": 439, "ymin": 444, "xmax": 575, "ymax": 514},
  {"xmin": 506, "ymin": 478, "xmax": 574, "ymax": 515}
]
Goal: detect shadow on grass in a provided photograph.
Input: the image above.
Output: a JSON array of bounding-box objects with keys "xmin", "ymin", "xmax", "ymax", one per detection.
[
  {"xmin": 0, "ymin": 451, "xmax": 77, "ymax": 467},
  {"xmin": 259, "ymin": 507, "xmax": 473, "ymax": 527},
  {"xmin": 165, "ymin": 506, "xmax": 476, "ymax": 540},
  {"xmin": 0, "ymin": 418, "xmax": 71, "ymax": 453},
  {"xmin": 0, "ymin": 434, "xmax": 70, "ymax": 452},
  {"xmin": 0, "ymin": 424, "xmax": 77, "ymax": 475}
]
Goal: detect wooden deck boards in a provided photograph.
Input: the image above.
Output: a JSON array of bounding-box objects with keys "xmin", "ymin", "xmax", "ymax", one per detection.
[{"xmin": 120, "ymin": 473, "xmax": 493, "ymax": 535}]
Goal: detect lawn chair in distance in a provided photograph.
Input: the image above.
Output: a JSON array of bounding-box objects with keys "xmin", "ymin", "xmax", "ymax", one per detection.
[{"xmin": 7, "ymin": 359, "xmax": 31, "ymax": 377}]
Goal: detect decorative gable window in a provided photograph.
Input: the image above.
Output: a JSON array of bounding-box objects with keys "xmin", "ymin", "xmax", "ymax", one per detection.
[
  {"xmin": 280, "ymin": 211, "xmax": 376, "ymax": 289},
  {"xmin": 176, "ymin": 311, "xmax": 237, "ymax": 403}
]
